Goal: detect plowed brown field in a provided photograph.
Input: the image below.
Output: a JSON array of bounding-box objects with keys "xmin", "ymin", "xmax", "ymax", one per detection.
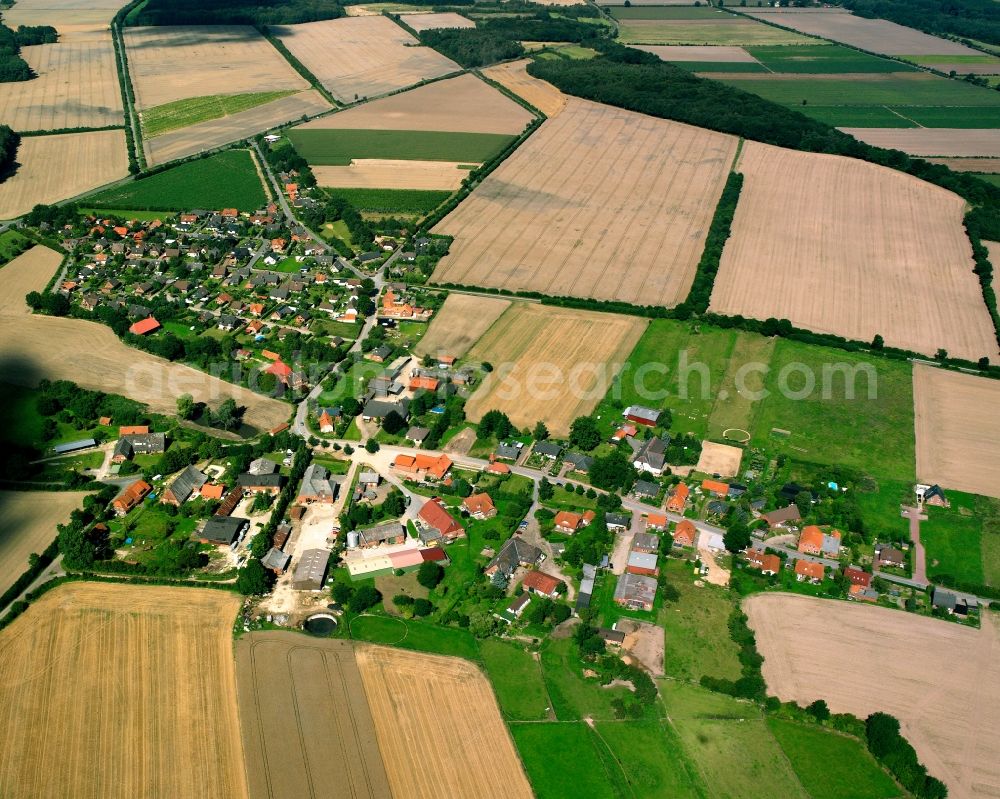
[
  {"xmin": 0, "ymin": 130, "xmax": 128, "ymax": 219},
  {"xmin": 414, "ymin": 292, "xmax": 512, "ymax": 358},
  {"xmin": 482, "ymin": 59, "xmax": 565, "ymax": 117},
  {"xmin": 431, "ymin": 99, "xmax": 737, "ymax": 308},
  {"xmin": 709, "ymin": 141, "xmax": 998, "ymax": 361},
  {"xmin": 0, "ymin": 31, "xmax": 121, "ymax": 130},
  {"xmin": 464, "ymin": 303, "xmax": 646, "ymax": 436},
  {"xmin": 274, "ymin": 17, "xmax": 459, "ymax": 103},
  {"xmin": 0, "ymin": 246, "xmax": 290, "ymax": 433},
  {"xmin": 746, "ymin": 593, "xmax": 1000, "ymax": 799},
  {"xmin": 124, "ymin": 26, "xmax": 308, "ymax": 110},
  {"xmin": 0, "ymin": 583, "xmax": 247, "ymax": 799},
  {"xmin": 355, "ymin": 644, "xmax": 532, "ymax": 799},
  {"xmin": 295, "ymin": 73, "xmax": 533, "ymax": 134},
  {"xmin": 236, "ymin": 632, "xmax": 391, "ymax": 799},
  {"xmin": 913, "ymin": 363, "xmax": 1000, "ymax": 499},
  {"xmin": 0, "ymin": 491, "xmax": 87, "ymax": 598}
]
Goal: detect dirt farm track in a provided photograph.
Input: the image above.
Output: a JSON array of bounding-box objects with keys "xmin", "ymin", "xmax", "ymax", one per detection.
[
  {"xmin": 746, "ymin": 593, "xmax": 1000, "ymax": 799},
  {"xmin": 0, "ymin": 583, "xmax": 247, "ymax": 799},
  {"xmin": 0, "ymin": 246, "xmax": 290, "ymax": 433}
]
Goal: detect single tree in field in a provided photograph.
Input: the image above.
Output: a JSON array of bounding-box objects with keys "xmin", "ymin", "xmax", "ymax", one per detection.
[
  {"xmin": 176, "ymin": 393, "xmax": 195, "ymax": 420},
  {"xmin": 569, "ymin": 416, "xmax": 601, "ymax": 451}
]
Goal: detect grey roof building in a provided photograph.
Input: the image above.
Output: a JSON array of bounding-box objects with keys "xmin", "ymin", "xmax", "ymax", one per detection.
[
  {"xmin": 632, "ymin": 436, "xmax": 669, "ymax": 474},
  {"xmin": 53, "ymin": 438, "xmax": 97, "ymax": 454},
  {"xmin": 576, "ymin": 563, "xmax": 596, "ymax": 612},
  {"xmin": 606, "ymin": 513, "xmax": 630, "ymax": 531},
  {"xmin": 262, "ymin": 547, "xmax": 291, "ymax": 573},
  {"xmin": 249, "ymin": 457, "xmax": 278, "ymax": 475},
  {"xmin": 631, "ymin": 532, "xmax": 659, "ymax": 553},
  {"xmin": 293, "ymin": 548, "xmax": 331, "ymax": 590},
  {"xmin": 614, "ymin": 572, "xmax": 657, "ymax": 611},
  {"xmin": 113, "ymin": 432, "xmax": 166, "ymax": 461},
  {"xmin": 297, "ymin": 463, "xmax": 340, "ymax": 502},
  {"xmin": 533, "ymin": 441, "xmax": 563, "ymax": 459},
  {"xmin": 564, "ymin": 452, "xmax": 594, "ymax": 473},
  {"xmin": 199, "ymin": 516, "xmax": 249, "ymax": 545},
  {"xmin": 359, "ymin": 522, "xmax": 406, "ymax": 547},
  {"xmin": 485, "ymin": 537, "xmax": 544, "ymax": 580},
  {"xmin": 163, "ymin": 464, "xmax": 207, "ymax": 505},
  {"xmin": 495, "ymin": 443, "xmax": 520, "ymax": 461},
  {"xmin": 362, "ymin": 398, "xmax": 409, "ymax": 421},
  {"xmin": 627, "ymin": 551, "xmax": 659, "ymax": 573},
  {"xmin": 633, "ymin": 480, "xmax": 659, "ymax": 499}
]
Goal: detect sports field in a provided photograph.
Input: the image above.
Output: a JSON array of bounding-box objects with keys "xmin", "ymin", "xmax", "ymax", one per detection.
[
  {"xmin": 0, "ymin": 491, "xmax": 87, "ymax": 600},
  {"xmin": 87, "ymin": 150, "xmax": 268, "ymax": 211},
  {"xmin": 295, "ymin": 73, "xmax": 534, "ymax": 134},
  {"xmin": 355, "ymin": 644, "xmax": 532, "ymax": 798},
  {"xmin": 432, "ymin": 99, "xmax": 738, "ymax": 307},
  {"xmin": 414, "ymin": 292, "xmax": 512, "ymax": 359},
  {"xmin": 0, "ymin": 131, "xmax": 129, "ymax": 220},
  {"xmin": 464, "ymin": 303, "xmax": 647, "ymax": 436},
  {"xmin": 709, "ymin": 141, "xmax": 998, "ymax": 362},
  {"xmin": 274, "ymin": 16, "xmax": 459, "ymax": 103},
  {"xmin": 0, "ymin": 31, "xmax": 122, "ymax": 130},
  {"xmin": 235, "ymin": 632, "xmax": 390, "ymax": 799},
  {"xmin": 0, "ymin": 583, "xmax": 247, "ymax": 799},
  {"xmin": 288, "ymin": 128, "xmax": 514, "ymax": 164},
  {"xmin": 913, "ymin": 364, "xmax": 1000, "ymax": 499},
  {"xmin": 747, "ymin": 593, "xmax": 1000, "ymax": 799}
]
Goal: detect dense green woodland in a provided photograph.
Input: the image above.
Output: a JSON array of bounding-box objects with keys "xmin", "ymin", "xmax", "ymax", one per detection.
[
  {"xmin": 127, "ymin": 0, "xmax": 343, "ymax": 26},
  {"xmin": 844, "ymin": 0, "xmax": 1000, "ymax": 47},
  {"xmin": 420, "ymin": 29, "xmax": 525, "ymax": 68},
  {"xmin": 0, "ymin": 24, "xmax": 57, "ymax": 83},
  {"xmin": 0, "ymin": 125, "xmax": 19, "ymax": 179}
]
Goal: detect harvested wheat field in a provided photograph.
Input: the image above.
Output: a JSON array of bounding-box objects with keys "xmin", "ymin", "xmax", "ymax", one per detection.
[
  {"xmin": 0, "ymin": 491, "xmax": 87, "ymax": 598},
  {"xmin": 0, "ymin": 130, "xmax": 127, "ymax": 219},
  {"xmin": 296, "ymin": 73, "xmax": 533, "ymax": 134},
  {"xmin": 709, "ymin": 141, "xmax": 998, "ymax": 362},
  {"xmin": 236, "ymin": 632, "xmax": 390, "ymax": 799},
  {"xmin": 482, "ymin": 59, "xmax": 566, "ymax": 117},
  {"xmin": 0, "ymin": 583, "xmax": 247, "ymax": 799},
  {"xmin": 913, "ymin": 364, "xmax": 1000, "ymax": 499},
  {"xmin": 274, "ymin": 17, "xmax": 459, "ymax": 103},
  {"xmin": 635, "ymin": 44, "xmax": 758, "ymax": 62},
  {"xmin": 928, "ymin": 158, "xmax": 1000, "ymax": 172},
  {"xmin": 432, "ymin": 99, "xmax": 737, "ymax": 307},
  {"xmin": 400, "ymin": 11, "xmax": 475, "ymax": 32},
  {"xmin": 695, "ymin": 441, "xmax": 743, "ymax": 478},
  {"xmin": 0, "ymin": 246, "xmax": 289, "ymax": 433},
  {"xmin": 0, "ymin": 31, "xmax": 121, "ymax": 130},
  {"xmin": 414, "ymin": 293, "xmax": 512, "ymax": 358},
  {"xmin": 314, "ymin": 160, "xmax": 467, "ymax": 190},
  {"xmin": 746, "ymin": 593, "xmax": 1000, "ymax": 799},
  {"xmin": 842, "ymin": 128, "xmax": 1000, "ymax": 158},
  {"xmin": 355, "ymin": 644, "xmax": 532, "ymax": 799},
  {"xmin": 144, "ymin": 90, "xmax": 331, "ymax": 166},
  {"xmin": 124, "ymin": 26, "xmax": 308, "ymax": 110},
  {"xmin": 743, "ymin": 8, "xmax": 982, "ymax": 56},
  {"xmin": 464, "ymin": 303, "xmax": 646, "ymax": 436},
  {"xmin": 2, "ymin": 0, "xmax": 128, "ymax": 31}
]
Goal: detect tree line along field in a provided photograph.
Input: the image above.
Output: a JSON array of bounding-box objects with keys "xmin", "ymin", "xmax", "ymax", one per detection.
[
  {"xmin": 463, "ymin": 302, "xmax": 647, "ymax": 437},
  {"xmin": 596, "ymin": 318, "xmax": 916, "ymax": 482},
  {"xmin": 287, "ymin": 129, "xmax": 516, "ymax": 165},
  {"xmin": 273, "ymin": 16, "xmax": 460, "ymax": 103},
  {"xmin": 708, "ymin": 141, "xmax": 998, "ymax": 363},
  {"xmin": 0, "ymin": 244, "xmax": 290, "ymax": 432},
  {"xmin": 0, "ymin": 131, "xmax": 129, "ymax": 220},
  {"xmin": 431, "ymin": 98, "xmax": 738, "ymax": 308},
  {"xmin": 87, "ymin": 150, "xmax": 268, "ymax": 212},
  {"xmin": 747, "ymin": 593, "xmax": 1000, "ymax": 799},
  {"xmin": 0, "ymin": 584, "xmax": 248, "ymax": 799}
]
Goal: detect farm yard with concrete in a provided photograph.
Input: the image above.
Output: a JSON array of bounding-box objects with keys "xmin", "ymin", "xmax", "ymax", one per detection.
[
  {"xmin": 0, "ymin": 584, "xmax": 247, "ymax": 799},
  {"xmin": 709, "ymin": 141, "xmax": 998, "ymax": 362},
  {"xmin": 0, "ymin": 31, "xmax": 121, "ymax": 131},
  {"xmin": 355, "ymin": 644, "xmax": 533, "ymax": 799},
  {"xmin": 274, "ymin": 17, "xmax": 459, "ymax": 103},
  {"xmin": 432, "ymin": 99, "xmax": 738, "ymax": 308},
  {"xmin": 465, "ymin": 302, "xmax": 646, "ymax": 436},
  {"xmin": 0, "ymin": 245, "xmax": 290, "ymax": 433},
  {"xmin": 0, "ymin": 131, "xmax": 128, "ymax": 220},
  {"xmin": 235, "ymin": 632, "xmax": 390, "ymax": 799},
  {"xmin": 747, "ymin": 593, "xmax": 1000, "ymax": 799},
  {"xmin": 913, "ymin": 364, "xmax": 1000, "ymax": 500}
]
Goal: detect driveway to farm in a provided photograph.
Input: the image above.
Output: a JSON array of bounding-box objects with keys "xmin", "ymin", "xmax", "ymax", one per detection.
[{"xmin": 902, "ymin": 505, "xmax": 929, "ymax": 585}]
